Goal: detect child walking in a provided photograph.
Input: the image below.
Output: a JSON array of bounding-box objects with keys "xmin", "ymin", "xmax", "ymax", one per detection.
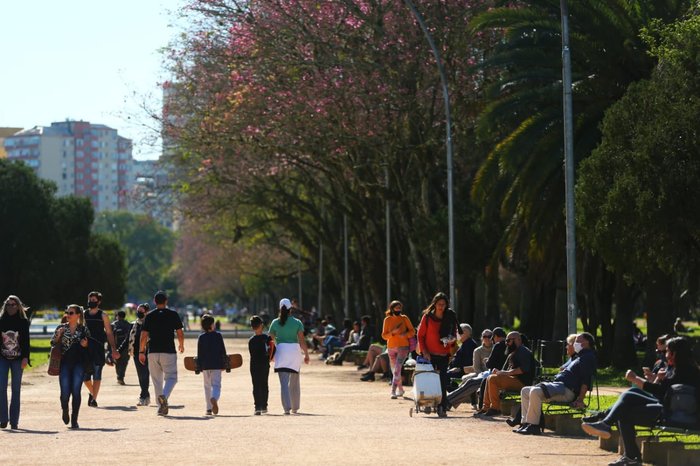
[
  {"xmin": 197, "ymin": 314, "xmax": 227, "ymax": 415},
  {"xmin": 249, "ymin": 315, "xmax": 274, "ymax": 415}
]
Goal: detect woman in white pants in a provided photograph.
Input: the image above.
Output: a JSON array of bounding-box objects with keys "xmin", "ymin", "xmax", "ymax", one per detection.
[{"xmin": 268, "ymin": 299, "xmax": 309, "ymax": 414}]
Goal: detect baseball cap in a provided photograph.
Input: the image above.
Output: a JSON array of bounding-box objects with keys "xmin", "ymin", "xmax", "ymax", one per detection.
[{"xmin": 279, "ymin": 298, "xmax": 292, "ymax": 310}]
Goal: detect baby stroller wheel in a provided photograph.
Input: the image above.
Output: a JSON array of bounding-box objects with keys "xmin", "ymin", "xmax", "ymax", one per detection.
[
  {"xmin": 437, "ymin": 405, "xmax": 446, "ymax": 418},
  {"xmin": 424, "ymin": 406, "xmax": 432, "ymax": 415}
]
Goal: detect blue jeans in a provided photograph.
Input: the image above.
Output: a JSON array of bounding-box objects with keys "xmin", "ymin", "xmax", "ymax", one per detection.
[
  {"xmin": 604, "ymin": 387, "xmax": 663, "ymax": 459},
  {"xmin": 323, "ymin": 336, "xmax": 342, "ymax": 358},
  {"xmin": 59, "ymin": 360, "xmax": 85, "ymax": 416},
  {"xmin": 0, "ymin": 358, "xmax": 23, "ymax": 426}
]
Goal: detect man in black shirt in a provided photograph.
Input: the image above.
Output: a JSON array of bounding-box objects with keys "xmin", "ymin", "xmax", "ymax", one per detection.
[
  {"xmin": 479, "ymin": 331, "xmax": 533, "ymax": 416},
  {"xmin": 138, "ymin": 291, "xmax": 184, "ymax": 416}
]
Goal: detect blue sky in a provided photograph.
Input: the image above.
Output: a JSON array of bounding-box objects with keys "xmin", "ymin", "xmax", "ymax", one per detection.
[{"xmin": 0, "ymin": 0, "xmax": 185, "ymax": 160}]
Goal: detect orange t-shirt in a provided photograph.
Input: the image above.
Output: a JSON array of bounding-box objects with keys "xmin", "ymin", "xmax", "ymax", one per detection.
[{"xmin": 381, "ymin": 314, "xmax": 415, "ymax": 348}]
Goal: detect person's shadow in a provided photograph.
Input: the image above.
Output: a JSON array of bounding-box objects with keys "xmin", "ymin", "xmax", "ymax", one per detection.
[{"xmin": 4, "ymin": 428, "xmax": 60, "ymax": 435}]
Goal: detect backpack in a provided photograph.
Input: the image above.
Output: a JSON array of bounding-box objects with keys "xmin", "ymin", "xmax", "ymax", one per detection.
[{"xmin": 665, "ymin": 384, "xmax": 698, "ymax": 427}]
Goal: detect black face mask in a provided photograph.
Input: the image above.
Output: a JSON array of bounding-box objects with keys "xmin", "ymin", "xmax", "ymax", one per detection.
[
  {"xmin": 137, "ymin": 311, "xmax": 145, "ymax": 319},
  {"xmin": 87, "ymin": 301, "xmax": 98, "ymax": 309},
  {"xmin": 392, "ymin": 310, "xmax": 401, "ymax": 316}
]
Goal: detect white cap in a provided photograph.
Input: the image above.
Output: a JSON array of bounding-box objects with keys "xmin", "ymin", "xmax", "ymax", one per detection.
[{"xmin": 279, "ymin": 298, "xmax": 292, "ymax": 310}]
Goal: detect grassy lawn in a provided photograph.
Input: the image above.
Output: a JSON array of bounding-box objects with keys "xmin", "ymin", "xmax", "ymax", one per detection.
[{"xmin": 28, "ymin": 338, "xmax": 52, "ymax": 369}]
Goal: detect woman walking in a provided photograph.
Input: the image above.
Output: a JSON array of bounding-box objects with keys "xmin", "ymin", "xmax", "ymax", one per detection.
[
  {"xmin": 268, "ymin": 298, "xmax": 309, "ymax": 414},
  {"xmin": 0, "ymin": 295, "xmax": 30, "ymax": 429},
  {"xmin": 381, "ymin": 300, "xmax": 415, "ymax": 399},
  {"xmin": 129, "ymin": 303, "xmax": 151, "ymax": 406},
  {"xmin": 417, "ymin": 292, "xmax": 460, "ymax": 416},
  {"xmin": 52, "ymin": 305, "xmax": 90, "ymax": 429}
]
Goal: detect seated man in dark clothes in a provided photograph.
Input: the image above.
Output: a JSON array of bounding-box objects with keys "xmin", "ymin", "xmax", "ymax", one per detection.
[
  {"xmin": 447, "ymin": 323, "xmax": 478, "ymax": 377},
  {"xmin": 332, "ymin": 315, "xmax": 374, "ymax": 365},
  {"xmin": 478, "ymin": 331, "xmax": 534, "ymax": 417}
]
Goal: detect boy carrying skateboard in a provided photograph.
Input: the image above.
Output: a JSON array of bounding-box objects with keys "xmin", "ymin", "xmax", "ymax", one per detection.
[
  {"xmin": 197, "ymin": 314, "xmax": 227, "ymax": 415},
  {"xmin": 249, "ymin": 315, "xmax": 275, "ymax": 415}
]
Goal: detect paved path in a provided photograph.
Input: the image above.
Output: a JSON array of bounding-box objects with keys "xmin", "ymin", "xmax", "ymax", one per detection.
[{"xmin": 4, "ymin": 339, "xmax": 619, "ymax": 465}]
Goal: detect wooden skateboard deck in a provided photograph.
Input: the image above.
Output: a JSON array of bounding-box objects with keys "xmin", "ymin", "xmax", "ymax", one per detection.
[{"xmin": 184, "ymin": 354, "xmax": 243, "ymax": 372}]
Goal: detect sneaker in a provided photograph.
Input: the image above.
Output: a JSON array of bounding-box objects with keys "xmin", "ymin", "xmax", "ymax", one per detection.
[
  {"xmin": 88, "ymin": 394, "xmax": 98, "ymax": 407},
  {"xmin": 261, "ymin": 409, "xmax": 268, "ymax": 414},
  {"xmin": 157, "ymin": 395, "xmax": 169, "ymax": 416},
  {"xmin": 608, "ymin": 456, "xmax": 641, "ymax": 466},
  {"xmin": 137, "ymin": 397, "xmax": 150, "ymax": 407},
  {"xmin": 117, "ymin": 379, "xmax": 126, "ymax": 386},
  {"xmin": 581, "ymin": 420, "xmax": 612, "ymax": 439},
  {"xmin": 254, "ymin": 410, "xmax": 261, "ymax": 415},
  {"xmin": 582, "ymin": 409, "xmax": 609, "ymax": 423},
  {"xmin": 521, "ymin": 424, "xmax": 541, "ymax": 435},
  {"xmin": 206, "ymin": 410, "xmax": 213, "ymax": 416},
  {"xmin": 210, "ymin": 397, "xmax": 219, "ymax": 415},
  {"xmin": 10, "ymin": 424, "xmax": 17, "ymax": 430},
  {"xmin": 391, "ymin": 391, "xmax": 398, "ymax": 399},
  {"xmin": 0, "ymin": 421, "xmax": 6, "ymax": 428},
  {"xmin": 514, "ymin": 423, "xmax": 530, "ymax": 433},
  {"xmin": 69, "ymin": 423, "xmax": 79, "ymax": 430},
  {"xmin": 396, "ymin": 389, "xmax": 405, "ymax": 397},
  {"xmin": 360, "ymin": 372, "xmax": 375, "ymax": 382},
  {"xmin": 291, "ymin": 409, "xmax": 298, "ymax": 414},
  {"xmin": 284, "ymin": 411, "xmax": 290, "ymax": 415},
  {"xmin": 62, "ymin": 407, "xmax": 69, "ymax": 425}
]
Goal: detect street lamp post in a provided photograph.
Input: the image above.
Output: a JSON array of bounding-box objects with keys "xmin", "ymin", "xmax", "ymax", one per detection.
[
  {"xmin": 404, "ymin": 0, "xmax": 455, "ymax": 305},
  {"xmin": 560, "ymin": 0, "xmax": 577, "ymax": 335}
]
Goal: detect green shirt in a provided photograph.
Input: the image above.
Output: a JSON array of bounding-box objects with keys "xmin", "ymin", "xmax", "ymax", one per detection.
[{"xmin": 269, "ymin": 316, "xmax": 304, "ymax": 344}]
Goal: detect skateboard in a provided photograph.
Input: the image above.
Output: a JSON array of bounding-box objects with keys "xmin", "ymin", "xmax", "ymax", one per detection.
[{"xmin": 184, "ymin": 354, "xmax": 243, "ymax": 373}]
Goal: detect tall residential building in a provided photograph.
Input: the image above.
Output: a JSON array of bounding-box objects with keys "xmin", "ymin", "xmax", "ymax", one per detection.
[
  {"xmin": 0, "ymin": 127, "xmax": 23, "ymax": 158},
  {"xmin": 3, "ymin": 121, "xmax": 134, "ymax": 212}
]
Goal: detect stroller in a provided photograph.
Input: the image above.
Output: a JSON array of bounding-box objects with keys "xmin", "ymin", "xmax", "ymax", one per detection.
[{"xmin": 409, "ymin": 357, "xmax": 446, "ymax": 417}]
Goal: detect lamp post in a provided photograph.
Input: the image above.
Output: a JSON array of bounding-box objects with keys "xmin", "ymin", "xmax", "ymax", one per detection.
[
  {"xmin": 404, "ymin": 0, "xmax": 455, "ymax": 305},
  {"xmin": 560, "ymin": 0, "xmax": 577, "ymax": 335}
]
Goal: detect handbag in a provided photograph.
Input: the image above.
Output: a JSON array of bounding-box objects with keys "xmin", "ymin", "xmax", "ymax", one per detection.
[{"xmin": 48, "ymin": 345, "xmax": 62, "ymax": 376}]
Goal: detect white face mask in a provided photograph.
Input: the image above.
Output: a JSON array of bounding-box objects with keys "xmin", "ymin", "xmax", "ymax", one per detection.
[{"xmin": 573, "ymin": 342, "xmax": 583, "ymax": 353}]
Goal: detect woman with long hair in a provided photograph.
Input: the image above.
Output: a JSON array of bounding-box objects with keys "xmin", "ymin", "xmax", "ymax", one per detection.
[
  {"xmin": 417, "ymin": 292, "xmax": 460, "ymax": 416},
  {"xmin": 0, "ymin": 295, "xmax": 30, "ymax": 429},
  {"xmin": 582, "ymin": 337, "xmax": 700, "ymax": 465},
  {"xmin": 268, "ymin": 298, "xmax": 309, "ymax": 414},
  {"xmin": 52, "ymin": 305, "xmax": 90, "ymax": 429},
  {"xmin": 381, "ymin": 300, "xmax": 415, "ymax": 399}
]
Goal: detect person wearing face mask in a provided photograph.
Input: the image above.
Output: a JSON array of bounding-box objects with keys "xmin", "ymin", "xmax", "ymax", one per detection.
[
  {"xmin": 445, "ymin": 329, "xmax": 494, "ymax": 410},
  {"xmin": 478, "ymin": 331, "xmax": 534, "ymax": 417},
  {"xmin": 582, "ymin": 337, "xmax": 700, "ymax": 466},
  {"xmin": 382, "ymin": 300, "xmax": 415, "ymax": 399},
  {"xmin": 83, "ymin": 291, "xmax": 120, "ymax": 408},
  {"xmin": 511, "ymin": 333, "xmax": 596, "ymax": 435},
  {"xmin": 128, "ymin": 303, "xmax": 151, "ymax": 406},
  {"xmin": 0, "ymin": 295, "xmax": 30, "ymax": 430}
]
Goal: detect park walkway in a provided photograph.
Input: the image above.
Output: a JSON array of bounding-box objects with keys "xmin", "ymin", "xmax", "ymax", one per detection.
[{"xmin": 4, "ymin": 338, "xmax": 619, "ymax": 465}]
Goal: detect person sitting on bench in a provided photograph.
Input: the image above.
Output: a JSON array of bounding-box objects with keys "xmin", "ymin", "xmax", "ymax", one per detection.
[
  {"xmin": 513, "ymin": 332, "xmax": 596, "ymax": 435},
  {"xmin": 331, "ymin": 315, "xmax": 374, "ymax": 365},
  {"xmin": 581, "ymin": 337, "xmax": 700, "ymax": 466},
  {"xmin": 477, "ymin": 331, "xmax": 534, "ymax": 417}
]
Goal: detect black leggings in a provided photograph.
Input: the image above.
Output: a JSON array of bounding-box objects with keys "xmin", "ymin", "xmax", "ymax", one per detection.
[
  {"xmin": 604, "ymin": 387, "xmax": 662, "ymax": 459},
  {"xmin": 430, "ymin": 354, "xmax": 450, "ymax": 409}
]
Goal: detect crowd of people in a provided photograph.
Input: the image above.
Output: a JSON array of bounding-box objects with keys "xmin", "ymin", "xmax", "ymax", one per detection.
[{"xmin": 1, "ymin": 290, "xmax": 699, "ymax": 466}]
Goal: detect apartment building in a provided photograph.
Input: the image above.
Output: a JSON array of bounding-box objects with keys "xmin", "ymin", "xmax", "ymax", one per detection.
[{"xmin": 3, "ymin": 121, "xmax": 134, "ymax": 211}]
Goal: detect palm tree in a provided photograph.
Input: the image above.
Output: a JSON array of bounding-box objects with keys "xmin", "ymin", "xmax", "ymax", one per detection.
[{"xmin": 469, "ymin": 0, "xmax": 690, "ymax": 338}]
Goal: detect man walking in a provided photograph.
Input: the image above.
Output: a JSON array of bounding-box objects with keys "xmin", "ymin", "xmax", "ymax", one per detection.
[
  {"xmin": 138, "ymin": 291, "xmax": 184, "ymax": 415},
  {"xmin": 111, "ymin": 311, "xmax": 131, "ymax": 385}
]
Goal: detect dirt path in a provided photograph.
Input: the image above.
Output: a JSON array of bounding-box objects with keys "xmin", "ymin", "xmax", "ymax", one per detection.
[{"xmin": 4, "ymin": 338, "xmax": 618, "ymax": 465}]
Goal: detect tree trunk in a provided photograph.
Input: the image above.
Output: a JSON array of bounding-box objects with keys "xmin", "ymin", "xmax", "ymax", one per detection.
[
  {"xmin": 612, "ymin": 276, "xmax": 637, "ymax": 369},
  {"xmin": 644, "ymin": 269, "xmax": 675, "ymax": 363}
]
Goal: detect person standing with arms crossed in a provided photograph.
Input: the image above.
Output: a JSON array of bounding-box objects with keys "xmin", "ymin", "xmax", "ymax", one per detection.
[
  {"xmin": 139, "ymin": 291, "xmax": 184, "ymax": 416},
  {"xmin": 84, "ymin": 291, "xmax": 120, "ymax": 408}
]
